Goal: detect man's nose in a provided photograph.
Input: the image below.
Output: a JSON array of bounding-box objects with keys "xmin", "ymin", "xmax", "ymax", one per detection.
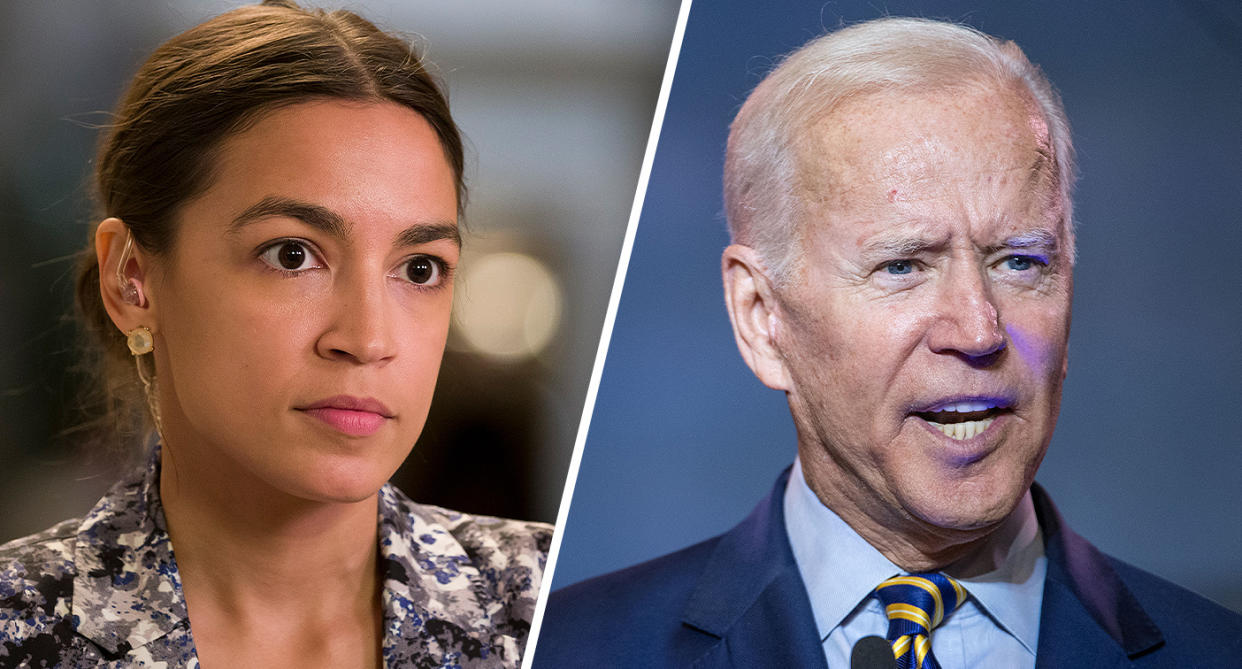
[
  {"xmin": 315, "ymin": 275, "xmax": 397, "ymax": 365},
  {"xmin": 925, "ymin": 261, "xmax": 1006, "ymax": 363}
]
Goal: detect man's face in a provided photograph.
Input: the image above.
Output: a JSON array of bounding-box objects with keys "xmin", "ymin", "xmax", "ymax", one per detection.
[{"xmin": 776, "ymin": 85, "xmax": 1072, "ymax": 536}]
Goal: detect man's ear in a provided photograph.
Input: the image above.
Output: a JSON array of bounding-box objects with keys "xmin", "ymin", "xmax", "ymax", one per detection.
[
  {"xmin": 96, "ymin": 217, "xmax": 156, "ymax": 335},
  {"xmin": 722, "ymin": 244, "xmax": 792, "ymax": 391}
]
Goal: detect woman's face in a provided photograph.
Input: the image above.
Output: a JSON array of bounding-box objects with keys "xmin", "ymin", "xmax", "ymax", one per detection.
[{"xmin": 145, "ymin": 100, "xmax": 459, "ymax": 503}]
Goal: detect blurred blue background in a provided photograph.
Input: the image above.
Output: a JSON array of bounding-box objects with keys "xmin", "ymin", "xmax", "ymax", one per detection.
[
  {"xmin": 0, "ymin": 0, "xmax": 678, "ymax": 538},
  {"xmin": 552, "ymin": 0, "xmax": 1242, "ymax": 614}
]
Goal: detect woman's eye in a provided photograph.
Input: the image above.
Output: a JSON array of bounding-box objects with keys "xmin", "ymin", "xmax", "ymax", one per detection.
[
  {"xmin": 402, "ymin": 255, "xmax": 444, "ymax": 286},
  {"xmin": 884, "ymin": 259, "xmax": 916, "ymax": 275},
  {"xmin": 259, "ymin": 240, "xmax": 320, "ymax": 272}
]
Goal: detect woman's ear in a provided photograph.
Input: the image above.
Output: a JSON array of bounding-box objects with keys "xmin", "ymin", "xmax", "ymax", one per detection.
[
  {"xmin": 96, "ymin": 217, "xmax": 156, "ymax": 334},
  {"xmin": 721, "ymin": 244, "xmax": 792, "ymax": 391}
]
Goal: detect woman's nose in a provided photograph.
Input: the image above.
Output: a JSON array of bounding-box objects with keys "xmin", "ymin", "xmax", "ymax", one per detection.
[{"xmin": 314, "ymin": 277, "xmax": 397, "ymax": 365}]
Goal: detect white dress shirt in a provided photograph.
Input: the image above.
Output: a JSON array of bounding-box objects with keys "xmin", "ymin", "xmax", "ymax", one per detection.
[{"xmin": 783, "ymin": 458, "xmax": 1047, "ymax": 668}]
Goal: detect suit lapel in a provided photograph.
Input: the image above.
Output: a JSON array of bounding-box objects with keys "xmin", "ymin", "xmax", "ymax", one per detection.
[
  {"xmin": 1031, "ymin": 484, "xmax": 1164, "ymax": 667},
  {"xmin": 673, "ymin": 476, "xmax": 1168, "ymax": 668},
  {"xmin": 680, "ymin": 469, "xmax": 828, "ymax": 668},
  {"xmin": 1035, "ymin": 568, "xmax": 1135, "ymax": 668}
]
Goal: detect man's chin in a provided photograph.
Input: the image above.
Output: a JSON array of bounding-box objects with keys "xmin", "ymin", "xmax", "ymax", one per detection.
[{"xmin": 903, "ymin": 482, "xmax": 1025, "ymax": 535}]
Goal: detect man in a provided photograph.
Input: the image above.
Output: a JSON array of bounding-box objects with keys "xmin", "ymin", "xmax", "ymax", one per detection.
[{"xmin": 535, "ymin": 17, "xmax": 1242, "ymax": 668}]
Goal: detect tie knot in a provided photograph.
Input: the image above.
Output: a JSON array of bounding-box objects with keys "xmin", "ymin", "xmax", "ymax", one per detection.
[{"xmin": 874, "ymin": 573, "xmax": 967, "ymax": 634}]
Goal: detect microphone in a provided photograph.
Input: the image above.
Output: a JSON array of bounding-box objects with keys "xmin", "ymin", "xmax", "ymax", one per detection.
[{"xmin": 850, "ymin": 635, "xmax": 896, "ymax": 669}]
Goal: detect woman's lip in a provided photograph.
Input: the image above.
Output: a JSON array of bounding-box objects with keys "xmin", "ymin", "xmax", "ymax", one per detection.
[
  {"xmin": 299, "ymin": 407, "xmax": 388, "ymax": 437},
  {"xmin": 299, "ymin": 395, "xmax": 394, "ymax": 417}
]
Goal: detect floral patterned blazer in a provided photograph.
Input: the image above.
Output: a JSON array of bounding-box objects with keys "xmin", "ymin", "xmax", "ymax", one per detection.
[{"xmin": 0, "ymin": 449, "xmax": 552, "ymax": 668}]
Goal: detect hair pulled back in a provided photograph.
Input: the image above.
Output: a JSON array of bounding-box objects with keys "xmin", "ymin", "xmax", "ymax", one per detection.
[{"xmin": 76, "ymin": 0, "xmax": 464, "ymax": 443}]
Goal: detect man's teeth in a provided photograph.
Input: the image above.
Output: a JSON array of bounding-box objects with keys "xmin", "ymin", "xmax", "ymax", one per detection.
[
  {"xmin": 935, "ymin": 401, "xmax": 996, "ymax": 413},
  {"xmin": 931, "ymin": 417, "xmax": 995, "ymax": 440}
]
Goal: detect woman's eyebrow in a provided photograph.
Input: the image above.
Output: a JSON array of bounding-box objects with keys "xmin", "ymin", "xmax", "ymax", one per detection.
[
  {"xmin": 395, "ymin": 222, "xmax": 460, "ymax": 249},
  {"xmin": 229, "ymin": 195, "xmax": 459, "ymax": 247},
  {"xmin": 228, "ymin": 195, "xmax": 347, "ymax": 238}
]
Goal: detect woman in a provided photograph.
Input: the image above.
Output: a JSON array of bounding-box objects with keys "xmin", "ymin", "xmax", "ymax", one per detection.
[{"xmin": 0, "ymin": 2, "xmax": 551, "ymax": 667}]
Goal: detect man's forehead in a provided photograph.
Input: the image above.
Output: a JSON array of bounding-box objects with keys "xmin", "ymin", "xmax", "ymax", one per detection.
[
  {"xmin": 797, "ymin": 87, "xmax": 1049, "ymax": 182},
  {"xmin": 791, "ymin": 85, "xmax": 1060, "ymax": 217},
  {"xmin": 804, "ymin": 158, "xmax": 1049, "ymax": 205}
]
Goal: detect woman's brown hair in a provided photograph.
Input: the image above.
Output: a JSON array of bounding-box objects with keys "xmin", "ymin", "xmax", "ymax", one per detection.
[{"xmin": 75, "ymin": 0, "xmax": 464, "ymax": 444}]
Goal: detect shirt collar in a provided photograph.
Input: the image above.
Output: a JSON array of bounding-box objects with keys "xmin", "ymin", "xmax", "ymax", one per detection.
[
  {"xmin": 783, "ymin": 458, "xmax": 902, "ymax": 641},
  {"xmin": 946, "ymin": 490, "xmax": 1045, "ymax": 655},
  {"xmin": 783, "ymin": 457, "xmax": 1045, "ymax": 653}
]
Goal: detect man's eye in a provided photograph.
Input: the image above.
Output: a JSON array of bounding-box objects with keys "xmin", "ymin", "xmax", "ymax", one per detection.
[
  {"xmin": 259, "ymin": 240, "xmax": 320, "ymax": 272},
  {"xmin": 885, "ymin": 259, "xmax": 916, "ymax": 275},
  {"xmin": 1003, "ymin": 255, "xmax": 1042, "ymax": 271},
  {"xmin": 401, "ymin": 255, "xmax": 446, "ymax": 286}
]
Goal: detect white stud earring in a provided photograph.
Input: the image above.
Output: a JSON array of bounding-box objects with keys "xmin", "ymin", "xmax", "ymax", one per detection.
[
  {"xmin": 125, "ymin": 325, "xmax": 163, "ymax": 441},
  {"xmin": 126, "ymin": 326, "xmax": 154, "ymax": 355}
]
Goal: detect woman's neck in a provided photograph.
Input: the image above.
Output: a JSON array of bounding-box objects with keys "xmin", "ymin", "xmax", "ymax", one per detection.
[{"xmin": 158, "ymin": 440, "xmax": 384, "ymax": 667}]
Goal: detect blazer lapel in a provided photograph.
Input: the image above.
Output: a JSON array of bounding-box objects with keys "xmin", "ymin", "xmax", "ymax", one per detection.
[
  {"xmin": 1031, "ymin": 484, "xmax": 1164, "ymax": 668},
  {"xmin": 680, "ymin": 469, "xmax": 828, "ymax": 668},
  {"xmin": 671, "ymin": 475, "xmax": 1168, "ymax": 668},
  {"xmin": 377, "ymin": 485, "xmax": 519, "ymax": 667},
  {"xmin": 1036, "ymin": 573, "xmax": 1135, "ymax": 669}
]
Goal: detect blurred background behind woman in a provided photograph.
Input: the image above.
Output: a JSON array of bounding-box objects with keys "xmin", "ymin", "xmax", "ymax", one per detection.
[{"xmin": 0, "ymin": 0, "xmax": 680, "ymax": 538}]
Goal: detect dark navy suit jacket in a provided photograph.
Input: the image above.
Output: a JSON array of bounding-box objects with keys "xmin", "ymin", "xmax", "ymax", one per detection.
[{"xmin": 535, "ymin": 470, "xmax": 1242, "ymax": 667}]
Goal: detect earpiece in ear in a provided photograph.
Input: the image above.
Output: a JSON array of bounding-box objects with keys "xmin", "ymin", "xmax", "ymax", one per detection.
[
  {"xmin": 121, "ymin": 280, "xmax": 143, "ymax": 306},
  {"xmin": 114, "ymin": 231, "xmax": 147, "ymax": 307}
]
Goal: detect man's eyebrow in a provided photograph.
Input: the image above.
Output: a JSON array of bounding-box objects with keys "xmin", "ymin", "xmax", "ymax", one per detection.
[
  {"xmin": 229, "ymin": 196, "xmax": 347, "ymax": 238},
  {"xmin": 861, "ymin": 234, "xmax": 949, "ymax": 257},
  {"xmin": 988, "ymin": 229, "xmax": 1060, "ymax": 254},
  {"xmin": 860, "ymin": 229, "xmax": 1060, "ymax": 258},
  {"xmin": 396, "ymin": 222, "xmax": 461, "ymax": 249}
]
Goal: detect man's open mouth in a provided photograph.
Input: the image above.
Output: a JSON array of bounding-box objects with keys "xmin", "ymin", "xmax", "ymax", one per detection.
[{"xmin": 912, "ymin": 400, "xmax": 1012, "ymax": 440}]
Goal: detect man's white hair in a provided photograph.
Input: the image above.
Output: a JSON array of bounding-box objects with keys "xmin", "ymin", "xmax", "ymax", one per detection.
[{"xmin": 724, "ymin": 17, "xmax": 1076, "ymax": 283}]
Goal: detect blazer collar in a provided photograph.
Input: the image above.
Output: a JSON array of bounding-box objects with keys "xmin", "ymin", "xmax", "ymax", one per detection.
[
  {"xmin": 70, "ymin": 448, "xmax": 518, "ymax": 665},
  {"xmin": 680, "ymin": 467, "xmax": 828, "ymax": 668},
  {"xmin": 376, "ymin": 486, "xmax": 528, "ymax": 665},
  {"xmin": 676, "ymin": 471, "xmax": 1166, "ymax": 668},
  {"xmin": 72, "ymin": 447, "xmax": 188, "ymax": 656},
  {"xmin": 1031, "ymin": 483, "xmax": 1164, "ymax": 663}
]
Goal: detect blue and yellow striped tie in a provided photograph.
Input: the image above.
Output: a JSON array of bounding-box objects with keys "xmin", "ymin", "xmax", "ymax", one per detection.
[{"xmin": 874, "ymin": 573, "xmax": 967, "ymax": 669}]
